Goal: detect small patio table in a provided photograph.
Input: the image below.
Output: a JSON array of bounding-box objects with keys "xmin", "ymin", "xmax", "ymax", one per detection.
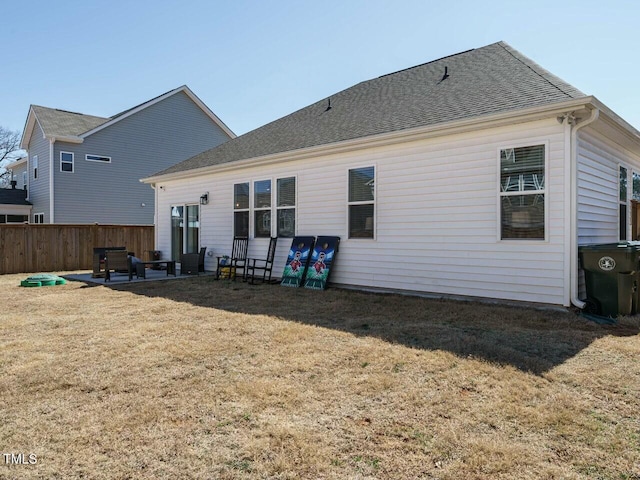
[{"xmin": 135, "ymin": 260, "xmax": 176, "ymax": 279}]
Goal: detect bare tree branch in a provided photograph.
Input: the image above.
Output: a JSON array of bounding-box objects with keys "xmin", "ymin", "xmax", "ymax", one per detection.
[{"xmin": 0, "ymin": 126, "xmax": 25, "ymax": 187}]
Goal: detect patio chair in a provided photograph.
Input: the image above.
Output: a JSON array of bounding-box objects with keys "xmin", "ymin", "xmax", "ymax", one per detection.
[
  {"xmin": 92, "ymin": 246, "xmax": 126, "ymax": 278},
  {"xmin": 216, "ymin": 236, "xmax": 248, "ymax": 280},
  {"xmin": 104, "ymin": 250, "xmax": 133, "ymax": 282},
  {"xmin": 198, "ymin": 247, "xmax": 207, "ymax": 273},
  {"xmin": 246, "ymin": 237, "xmax": 278, "ymax": 284},
  {"xmin": 180, "ymin": 253, "xmax": 200, "ymax": 275}
]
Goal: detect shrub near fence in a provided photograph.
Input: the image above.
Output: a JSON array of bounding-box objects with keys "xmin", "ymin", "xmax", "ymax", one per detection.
[{"xmin": 0, "ymin": 224, "xmax": 155, "ymax": 274}]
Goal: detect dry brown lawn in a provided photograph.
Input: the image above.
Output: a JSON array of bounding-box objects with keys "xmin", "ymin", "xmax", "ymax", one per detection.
[{"xmin": 1, "ymin": 272, "xmax": 639, "ymax": 479}]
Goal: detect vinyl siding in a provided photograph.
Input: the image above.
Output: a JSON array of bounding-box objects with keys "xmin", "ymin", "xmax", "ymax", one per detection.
[
  {"xmin": 52, "ymin": 91, "xmax": 231, "ymax": 224},
  {"xmin": 26, "ymin": 122, "xmax": 51, "ymax": 223},
  {"xmin": 577, "ymin": 128, "xmax": 639, "ymax": 245},
  {"xmin": 576, "ymin": 127, "xmax": 640, "ymax": 300},
  {"xmin": 157, "ymin": 118, "xmax": 568, "ymax": 305}
]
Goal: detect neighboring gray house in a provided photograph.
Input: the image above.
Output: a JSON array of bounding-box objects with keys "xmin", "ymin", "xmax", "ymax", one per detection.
[
  {"xmin": 18, "ymin": 86, "xmax": 234, "ymax": 224},
  {"xmin": 143, "ymin": 41, "xmax": 640, "ymax": 308}
]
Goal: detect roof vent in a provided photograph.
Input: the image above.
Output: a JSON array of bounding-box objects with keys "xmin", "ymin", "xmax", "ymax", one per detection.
[
  {"xmin": 325, "ymin": 98, "xmax": 332, "ymax": 112},
  {"xmin": 441, "ymin": 66, "xmax": 450, "ymax": 82}
]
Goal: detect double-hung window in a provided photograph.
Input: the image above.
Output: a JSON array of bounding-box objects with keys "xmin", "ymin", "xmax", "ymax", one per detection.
[
  {"xmin": 254, "ymin": 179, "xmax": 272, "ymax": 237},
  {"xmin": 499, "ymin": 144, "xmax": 546, "ymax": 240},
  {"xmin": 277, "ymin": 177, "xmax": 296, "ymax": 237},
  {"xmin": 32, "ymin": 155, "xmax": 38, "ymax": 179},
  {"xmin": 60, "ymin": 152, "xmax": 74, "ymax": 172},
  {"xmin": 348, "ymin": 166, "xmax": 375, "ymax": 239},
  {"xmin": 233, "ymin": 182, "xmax": 250, "ymax": 237}
]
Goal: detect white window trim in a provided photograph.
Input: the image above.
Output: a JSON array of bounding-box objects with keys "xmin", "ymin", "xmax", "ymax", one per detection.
[
  {"xmin": 85, "ymin": 154, "xmax": 112, "ymax": 163},
  {"xmin": 60, "ymin": 151, "xmax": 74, "ymax": 173},
  {"xmin": 497, "ymin": 141, "xmax": 549, "ymax": 243},
  {"xmin": 33, "ymin": 212, "xmax": 45, "ymax": 224},
  {"xmin": 253, "ymin": 178, "xmax": 272, "ymax": 238},
  {"xmin": 347, "ymin": 164, "xmax": 376, "ymax": 241},
  {"xmin": 233, "ymin": 181, "xmax": 250, "ymax": 237},
  {"xmin": 275, "ymin": 175, "xmax": 297, "ymax": 238},
  {"xmin": 32, "ymin": 155, "xmax": 38, "ymax": 180}
]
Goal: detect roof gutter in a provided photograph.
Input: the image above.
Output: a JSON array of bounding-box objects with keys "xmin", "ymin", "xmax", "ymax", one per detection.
[
  {"xmin": 570, "ymin": 107, "xmax": 600, "ymax": 309},
  {"xmin": 141, "ymin": 97, "xmax": 597, "ymax": 184}
]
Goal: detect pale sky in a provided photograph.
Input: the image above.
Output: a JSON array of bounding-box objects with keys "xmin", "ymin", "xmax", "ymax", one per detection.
[{"xmin": 2, "ymin": 0, "xmax": 639, "ymax": 139}]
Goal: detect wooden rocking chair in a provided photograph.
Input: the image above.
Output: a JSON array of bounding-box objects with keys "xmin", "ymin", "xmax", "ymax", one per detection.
[
  {"xmin": 215, "ymin": 237, "xmax": 248, "ymax": 280},
  {"xmin": 246, "ymin": 237, "xmax": 278, "ymax": 284}
]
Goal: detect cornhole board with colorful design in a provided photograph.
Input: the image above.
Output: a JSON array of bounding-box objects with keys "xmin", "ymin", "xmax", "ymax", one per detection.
[
  {"xmin": 281, "ymin": 236, "xmax": 316, "ymax": 287},
  {"xmin": 304, "ymin": 236, "xmax": 340, "ymax": 290}
]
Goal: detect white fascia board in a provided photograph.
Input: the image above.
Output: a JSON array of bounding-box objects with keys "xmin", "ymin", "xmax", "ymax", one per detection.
[
  {"xmin": 50, "ymin": 135, "xmax": 83, "ymax": 144},
  {"xmin": 79, "ymin": 86, "xmax": 235, "ymax": 140},
  {"xmin": 20, "ymin": 107, "xmax": 37, "ymax": 150},
  {"xmin": 589, "ymin": 96, "xmax": 640, "ymax": 144},
  {"xmin": 4, "ymin": 157, "xmax": 27, "ymax": 170},
  {"xmin": 142, "ymin": 97, "xmax": 596, "ymax": 185},
  {"xmin": 181, "ymin": 86, "xmax": 236, "ymax": 139}
]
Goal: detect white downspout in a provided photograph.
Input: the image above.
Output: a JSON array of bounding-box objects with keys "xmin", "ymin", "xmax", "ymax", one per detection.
[
  {"xmin": 570, "ymin": 108, "xmax": 600, "ymax": 309},
  {"xmin": 49, "ymin": 139, "xmax": 55, "ymax": 223}
]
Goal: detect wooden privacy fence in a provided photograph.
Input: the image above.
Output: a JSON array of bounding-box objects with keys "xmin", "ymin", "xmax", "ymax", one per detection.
[{"xmin": 0, "ymin": 224, "xmax": 155, "ymax": 275}]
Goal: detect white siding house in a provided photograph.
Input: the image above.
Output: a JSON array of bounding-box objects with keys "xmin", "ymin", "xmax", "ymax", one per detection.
[{"xmin": 142, "ymin": 42, "xmax": 640, "ymax": 308}]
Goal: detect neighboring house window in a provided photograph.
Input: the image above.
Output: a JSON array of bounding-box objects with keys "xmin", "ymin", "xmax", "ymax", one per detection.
[
  {"xmin": 33, "ymin": 213, "xmax": 44, "ymax": 224},
  {"xmin": 499, "ymin": 144, "xmax": 546, "ymax": 240},
  {"xmin": 620, "ymin": 166, "xmax": 629, "ymax": 241},
  {"xmin": 86, "ymin": 154, "xmax": 111, "ymax": 163},
  {"xmin": 277, "ymin": 176, "xmax": 296, "ymax": 237},
  {"xmin": 0, "ymin": 215, "xmax": 28, "ymax": 224},
  {"xmin": 33, "ymin": 155, "xmax": 38, "ymax": 179},
  {"xmin": 254, "ymin": 179, "xmax": 271, "ymax": 238},
  {"xmin": 60, "ymin": 152, "xmax": 74, "ymax": 172},
  {"xmin": 22, "ymin": 171, "xmax": 27, "ymax": 189},
  {"xmin": 234, "ymin": 182, "xmax": 249, "ymax": 237},
  {"xmin": 348, "ymin": 166, "xmax": 375, "ymax": 239}
]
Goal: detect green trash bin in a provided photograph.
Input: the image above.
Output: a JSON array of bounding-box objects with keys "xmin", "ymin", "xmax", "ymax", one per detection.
[{"xmin": 579, "ymin": 242, "xmax": 640, "ymax": 317}]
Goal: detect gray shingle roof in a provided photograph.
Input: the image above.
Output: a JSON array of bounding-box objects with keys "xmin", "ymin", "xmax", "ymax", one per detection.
[
  {"xmin": 0, "ymin": 188, "xmax": 31, "ymax": 206},
  {"xmin": 31, "ymin": 105, "xmax": 110, "ymax": 138},
  {"xmin": 153, "ymin": 41, "xmax": 586, "ymax": 178}
]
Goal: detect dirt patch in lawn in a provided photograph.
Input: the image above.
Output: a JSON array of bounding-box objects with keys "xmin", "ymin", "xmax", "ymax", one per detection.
[{"xmin": 1, "ymin": 273, "xmax": 639, "ymax": 479}]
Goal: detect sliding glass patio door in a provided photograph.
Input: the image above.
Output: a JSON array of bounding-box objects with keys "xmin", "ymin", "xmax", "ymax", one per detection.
[{"xmin": 170, "ymin": 204, "xmax": 199, "ymax": 261}]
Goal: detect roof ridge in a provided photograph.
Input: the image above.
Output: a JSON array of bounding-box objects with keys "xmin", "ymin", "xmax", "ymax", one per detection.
[
  {"xmin": 378, "ymin": 47, "xmax": 475, "ymax": 79},
  {"xmin": 497, "ymin": 42, "xmax": 579, "ymax": 98}
]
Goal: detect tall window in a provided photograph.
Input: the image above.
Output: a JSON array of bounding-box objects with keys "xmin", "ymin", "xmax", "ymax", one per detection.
[
  {"xmin": 499, "ymin": 144, "xmax": 545, "ymax": 240},
  {"xmin": 254, "ymin": 179, "xmax": 271, "ymax": 237},
  {"xmin": 170, "ymin": 205, "xmax": 199, "ymax": 261},
  {"xmin": 60, "ymin": 152, "xmax": 74, "ymax": 172},
  {"xmin": 277, "ymin": 177, "xmax": 296, "ymax": 237},
  {"xmin": 32, "ymin": 155, "xmax": 38, "ymax": 179},
  {"xmin": 234, "ymin": 182, "xmax": 249, "ymax": 236},
  {"xmin": 620, "ymin": 166, "xmax": 629, "ymax": 241},
  {"xmin": 348, "ymin": 166, "xmax": 375, "ymax": 239}
]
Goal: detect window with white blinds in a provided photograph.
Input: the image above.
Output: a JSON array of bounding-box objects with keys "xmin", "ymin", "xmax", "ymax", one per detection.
[{"xmin": 348, "ymin": 166, "xmax": 375, "ymax": 239}]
